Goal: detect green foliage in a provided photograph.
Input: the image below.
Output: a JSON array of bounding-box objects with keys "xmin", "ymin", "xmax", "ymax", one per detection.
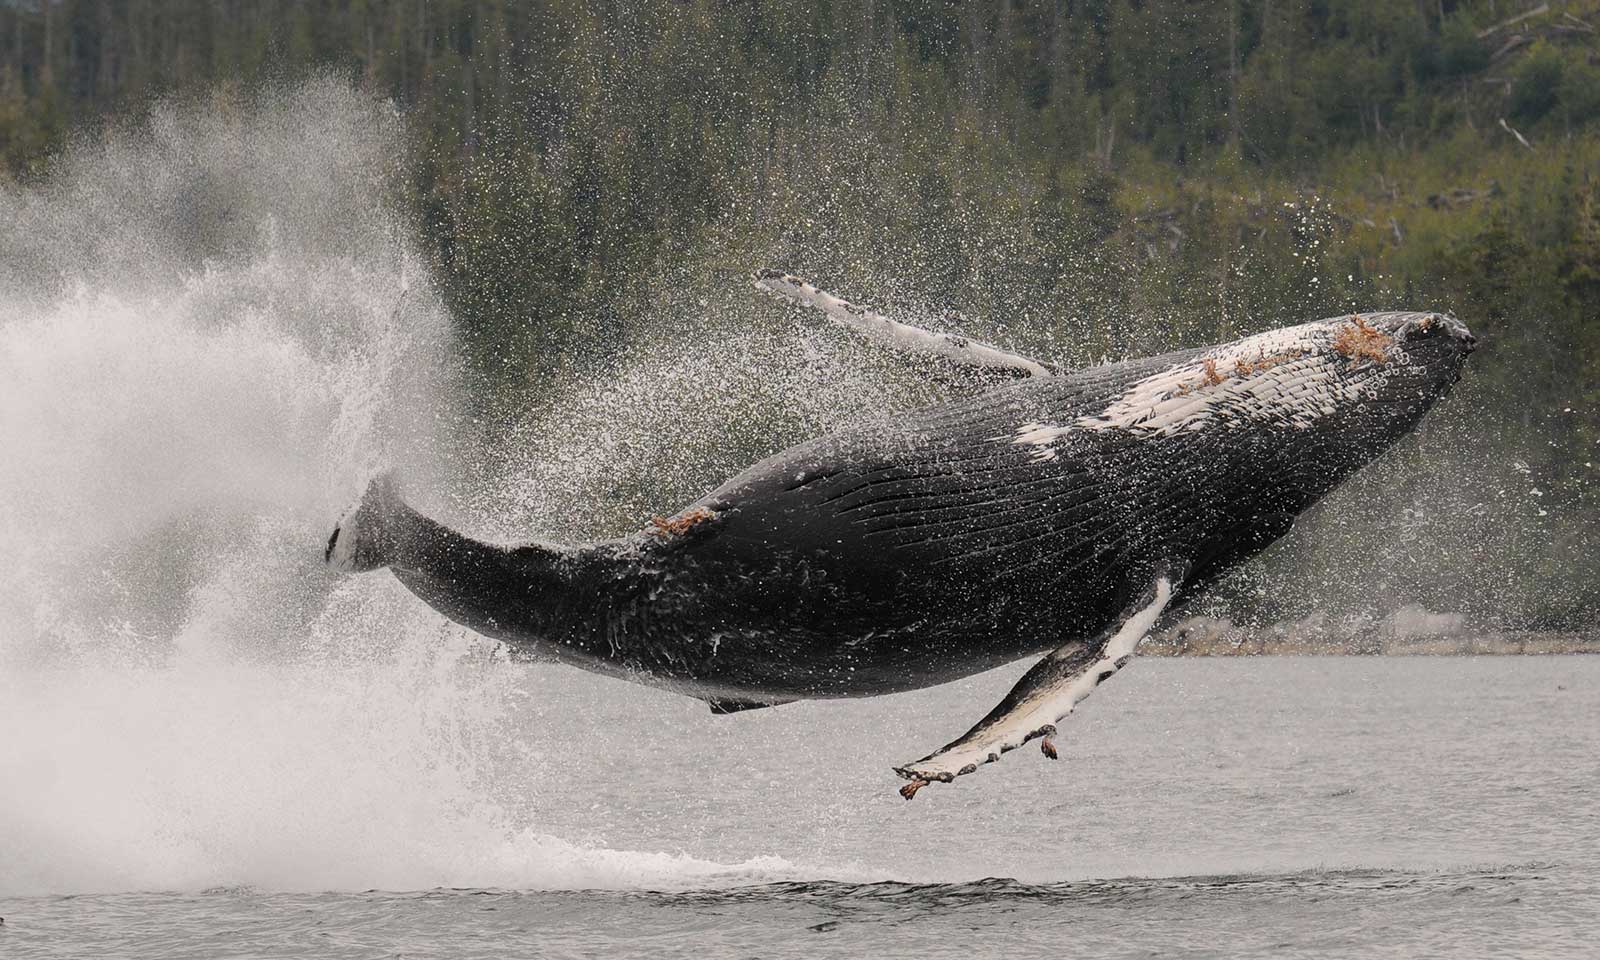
[
  {"xmin": 2, "ymin": 0, "xmax": 1597, "ymax": 628},
  {"xmin": 1433, "ymin": 14, "xmax": 1490, "ymax": 79},
  {"xmin": 1560, "ymin": 58, "xmax": 1600, "ymax": 126},
  {"xmin": 1510, "ymin": 40, "xmax": 1564, "ymax": 122}
]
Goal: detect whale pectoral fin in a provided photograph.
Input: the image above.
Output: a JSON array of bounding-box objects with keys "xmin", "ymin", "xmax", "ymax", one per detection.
[
  {"xmin": 893, "ymin": 575, "xmax": 1176, "ymax": 798},
  {"xmin": 751, "ymin": 269, "xmax": 1059, "ymax": 379}
]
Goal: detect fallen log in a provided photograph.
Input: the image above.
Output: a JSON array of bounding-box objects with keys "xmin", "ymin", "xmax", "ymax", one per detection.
[{"xmin": 1478, "ymin": 2, "xmax": 1551, "ymax": 39}]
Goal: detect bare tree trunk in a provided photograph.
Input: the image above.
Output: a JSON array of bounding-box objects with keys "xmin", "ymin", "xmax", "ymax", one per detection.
[
  {"xmin": 43, "ymin": 0, "xmax": 54, "ymax": 89},
  {"xmin": 495, "ymin": 6, "xmax": 509, "ymax": 121},
  {"xmin": 1228, "ymin": 0, "xmax": 1240, "ymax": 149},
  {"xmin": 97, "ymin": 0, "xmax": 114, "ymax": 105},
  {"xmin": 464, "ymin": 56, "xmax": 477, "ymax": 156},
  {"xmin": 419, "ymin": 0, "xmax": 429, "ymax": 84},
  {"xmin": 10, "ymin": 14, "xmax": 21, "ymax": 93},
  {"xmin": 863, "ymin": 0, "xmax": 876, "ymax": 81},
  {"xmin": 127, "ymin": 0, "xmax": 144, "ymax": 94},
  {"xmin": 1050, "ymin": 0, "xmax": 1065, "ymax": 91},
  {"xmin": 999, "ymin": 0, "xmax": 1015, "ymax": 137},
  {"xmin": 967, "ymin": 2, "xmax": 986, "ymax": 110}
]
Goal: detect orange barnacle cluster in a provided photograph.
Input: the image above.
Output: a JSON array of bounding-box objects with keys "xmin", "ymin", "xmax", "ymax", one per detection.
[
  {"xmin": 1186, "ymin": 347, "xmax": 1309, "ymax": 398},
  {"xmin": 1331, "ymin": 314, "xmax": 1394, "ymax": 366},
  {"xmin": 648, "ymin": 507, "xmax": 717, "ymax": 537},
  {"xmin": 1234, "ymin": 349, "xmax": 1305, "ymax": 377}
]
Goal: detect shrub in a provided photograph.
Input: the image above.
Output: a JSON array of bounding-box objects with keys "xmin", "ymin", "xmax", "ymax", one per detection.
[
  {"xmin": 1510, "ymin": 41, "xmax": 1564, "ymax": 122},
  {"xmin": 1560, "ymin": 58, "xmax": 1600, "ymax": 126},
  {"xmin": 1438, "ymin": 15, "xmax": 1489, "ymax": 78}
]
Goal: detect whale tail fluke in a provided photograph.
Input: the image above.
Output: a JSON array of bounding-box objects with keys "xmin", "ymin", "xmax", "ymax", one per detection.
[{"xmin": 325, "ymin": 472, "xmax": 415, "ymax": 573}]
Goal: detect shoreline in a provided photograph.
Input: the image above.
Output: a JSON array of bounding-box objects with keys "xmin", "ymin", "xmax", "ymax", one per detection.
[{"xmin": 1145, "ymin": 616, "xmax": 1600, "ymax": 657}]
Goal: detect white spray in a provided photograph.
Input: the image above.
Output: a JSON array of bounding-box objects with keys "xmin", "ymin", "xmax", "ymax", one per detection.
[{"xmin": 0, "ymin": 81, "xmax": 826, "ymax": 895}]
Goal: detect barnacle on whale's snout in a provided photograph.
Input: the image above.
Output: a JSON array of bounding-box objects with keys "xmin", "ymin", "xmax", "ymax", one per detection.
[{"xmin": 1331, "ymin": 314, "xmax": 1395, "ymax": 366}]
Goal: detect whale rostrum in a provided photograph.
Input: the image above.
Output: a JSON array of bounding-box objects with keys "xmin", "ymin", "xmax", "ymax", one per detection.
[{"xmin": 326, "ymin": 273, "xmax": 1476, "ymax": 796}]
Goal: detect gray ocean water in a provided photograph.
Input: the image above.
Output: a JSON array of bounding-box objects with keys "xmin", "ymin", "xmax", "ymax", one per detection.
[{"xmin": 3, "ymin": 656, "xmax": 1597, "ymax": 959}]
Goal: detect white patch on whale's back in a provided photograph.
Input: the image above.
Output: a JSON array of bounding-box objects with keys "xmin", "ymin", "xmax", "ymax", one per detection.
[{"xmin": 1010, "ymin": 313, "xmax": 1430, "ymax": 460}]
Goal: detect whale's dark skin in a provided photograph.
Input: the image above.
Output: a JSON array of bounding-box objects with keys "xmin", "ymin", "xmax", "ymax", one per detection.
[{"xmin": 328, "ymin": 280, "xmax": 1475, "ymax": 794}]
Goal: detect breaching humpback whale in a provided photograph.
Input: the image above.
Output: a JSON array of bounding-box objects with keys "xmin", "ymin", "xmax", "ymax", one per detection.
[{"xmin": 327, "ymin": 271, "xmax": 1474, "ymax": 797}]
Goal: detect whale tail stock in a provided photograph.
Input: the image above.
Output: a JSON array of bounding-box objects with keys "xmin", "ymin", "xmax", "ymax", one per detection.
[
  {"xmin": 325, "ymin": 472, "xmax": 420, "ymax": 573},
  {"xmin": 324, "ymin": 475, "xmax": 611, "ymax": 654}
]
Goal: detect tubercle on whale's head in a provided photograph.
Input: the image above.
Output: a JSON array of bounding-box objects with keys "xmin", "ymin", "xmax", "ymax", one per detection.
[
  {"xmin": 1236, "ymin": 310, "xmax": 1474, "ymax": 431},
  {"xmin": 1321, "ymin": 310, "xmax": 1476, "ymax": 414},
  {"xmin": 1332, "ymin": 310, "xmax": 1475, "ymax": 364},
  {"xmin": 1008, "ymin": 311, "xmax": 1474, "ymax": 461},
  {"xmin": 1137, "ymin": 311, "xmax": 1470, "ymax": 432},
  {"xmin": 1233, "ymin": 309, "xmax": 1475, "ymax": 385},
  {"xmin": 1241, "ymin": 309, "xmax": 1476, "ymax": 471}
]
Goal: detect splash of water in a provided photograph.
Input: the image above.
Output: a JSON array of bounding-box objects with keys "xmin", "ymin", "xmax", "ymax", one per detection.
[{"xmin": 0, "ymin": 80, "xmax": 853, "ymax": 896}]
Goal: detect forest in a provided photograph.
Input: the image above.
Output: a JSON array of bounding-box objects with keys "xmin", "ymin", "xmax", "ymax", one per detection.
[{"xmin": 2, "ymin": 0, "xmax": 1596, "ymax": 630}]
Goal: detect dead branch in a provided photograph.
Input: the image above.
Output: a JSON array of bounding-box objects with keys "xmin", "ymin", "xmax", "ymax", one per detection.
[
  {"xmin": 1478, "ymin": 2, "xmax": 1550, "ymax": 39},
  {"xmin": 1490, "ymin": 34, "xmax": 1531, "ymax": 61},
  {"xmin": 1500, "ymin": 117, "xmax": 1534, "ymax": 149}
]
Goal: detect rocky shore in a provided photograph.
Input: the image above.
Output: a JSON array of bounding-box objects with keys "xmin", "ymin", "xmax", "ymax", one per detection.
[{"xmin": 1145, "ymin": 605, "xmax": 1599, "ymax": 657}]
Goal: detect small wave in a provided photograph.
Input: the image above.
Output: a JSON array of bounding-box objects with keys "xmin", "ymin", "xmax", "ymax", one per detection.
[
  {"xmin": 601, "ymin": 863, "xmax": 1552, "ymax": 908},
  {"xmin": 435, "ymin": 833, "xmax": 899, "ymax": 893}
]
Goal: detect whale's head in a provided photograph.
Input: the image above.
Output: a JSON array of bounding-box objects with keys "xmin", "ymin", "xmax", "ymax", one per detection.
[
  {"xmin": 1324, "ymin": 309, "xmax": 1476, "ymax": 387},
  {"xmin": 1068, "ymin": 310, "xmax": 1474, "ymax": 440},
  {"xmin": 996, "ymin": 310, "xmax": 1477, "ymax": 590},
  {"xmin": 1268, "ymin": 309, "xmax": 1476, "ymax": 452},
  {"xmin": 1011, "ymin": 310, "xmax": 1474, "ymax": 479}
]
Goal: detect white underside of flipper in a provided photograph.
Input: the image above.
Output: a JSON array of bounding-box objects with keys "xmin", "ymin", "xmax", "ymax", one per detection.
[
  {"xmin": 894, "ymin": 576, "xmax": 1174, "ymax": 794},
  {"xmin": 751, "ymin": 269, "xmax": 1058, "ymax": 378},
  {"xmin": 325, "ymin": 514, "xmax": 363, "ymax": 572},
  {"xmin": 324, "ymin": 472, "xmax": 404, "ymax": 574}
]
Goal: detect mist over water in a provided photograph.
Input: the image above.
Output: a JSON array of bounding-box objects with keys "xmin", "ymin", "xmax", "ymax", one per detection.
[
  {"xmin": 0, "ymin": 80, "xmax": 450, "ymax": 660},
  {"xmin": 0, "ymin": 81, "xmax": 855, "ymax": 896}
]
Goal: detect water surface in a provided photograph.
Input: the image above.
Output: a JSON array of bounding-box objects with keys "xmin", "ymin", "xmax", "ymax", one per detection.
[{"xmin": 4, "ymin": 656, "xmax": 1594, "ymax": 958}]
